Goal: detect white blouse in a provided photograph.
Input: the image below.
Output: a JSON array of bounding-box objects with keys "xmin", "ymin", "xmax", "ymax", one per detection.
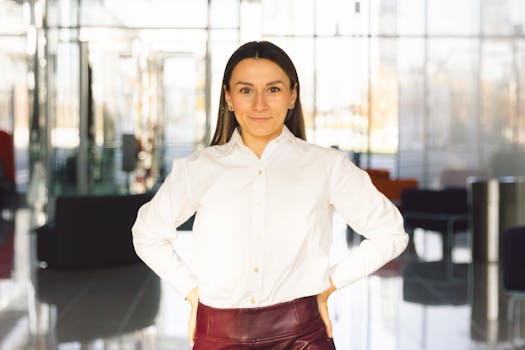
[{"xmin": 132, "ymin": 126, "xmax": 408, "ymax": 308}]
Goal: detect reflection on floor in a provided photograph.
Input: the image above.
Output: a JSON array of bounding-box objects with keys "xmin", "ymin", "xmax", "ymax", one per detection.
[{"xmin": 0, "ymin": 209, "xmax": 524, "ymax": 350}]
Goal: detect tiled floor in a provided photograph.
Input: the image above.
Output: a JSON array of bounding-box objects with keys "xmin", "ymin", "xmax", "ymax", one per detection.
[{"xmin": 0, "ymin": 208, "xmax": 524, "ymax": 350}]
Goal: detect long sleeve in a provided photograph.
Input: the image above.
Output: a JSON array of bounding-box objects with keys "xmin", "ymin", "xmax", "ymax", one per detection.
[
  {"xmin": 132, "ymin": 158, "xmax": 198, "ymax": 298},
  {"xmin": 328, "ymin": 152, "xmax": 409, "ymax": 289}
]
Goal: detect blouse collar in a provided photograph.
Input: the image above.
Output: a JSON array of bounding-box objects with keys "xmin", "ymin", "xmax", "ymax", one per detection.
[{"xmin": 223, "ymin": 125, "xmax": 300, "ymax": 155}]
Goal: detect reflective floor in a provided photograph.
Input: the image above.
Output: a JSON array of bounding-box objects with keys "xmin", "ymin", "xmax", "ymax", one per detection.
[{"xmin": 1, "ymin": 208, "xmax": 524, "ymax": 350}]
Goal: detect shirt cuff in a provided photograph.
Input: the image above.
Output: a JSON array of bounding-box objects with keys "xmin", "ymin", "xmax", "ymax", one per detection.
[
  {"xmin": 171, "ymin": 265, "xmax": 199, "ymax": 300},
  {"xmin": 329, "ymin": 264, "xmax": 345, "ymax": 289}
]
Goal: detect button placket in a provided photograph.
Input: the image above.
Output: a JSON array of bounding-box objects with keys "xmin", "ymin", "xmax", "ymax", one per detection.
[{"xmin": 252, "ymin": 162, "xmax": 266, "ymax": 298}]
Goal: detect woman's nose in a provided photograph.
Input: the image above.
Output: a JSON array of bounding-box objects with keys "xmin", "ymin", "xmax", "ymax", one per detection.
[{"xmin": 253, "ymin": 92, "xmax": 268, "ymax": 111}]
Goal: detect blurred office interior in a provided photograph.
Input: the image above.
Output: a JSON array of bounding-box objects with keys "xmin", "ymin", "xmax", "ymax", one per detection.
[{"xmin": 1, "ymin": 0, "xmax": 525, "ymax": 349}]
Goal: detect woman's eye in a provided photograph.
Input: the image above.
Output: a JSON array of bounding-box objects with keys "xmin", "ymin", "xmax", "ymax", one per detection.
[
  {"xmin": 240, "ymin": 87, "xmax": 251, "ymax": 94},
  {"xmin": 269, "ymin": 86, "xmax": 280, "ymax": 93}
]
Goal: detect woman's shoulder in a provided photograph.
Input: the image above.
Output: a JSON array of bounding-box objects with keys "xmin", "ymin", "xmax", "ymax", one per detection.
[
  {"xmin": 294, "ymin": 138, "xmax": 346, "ymax": 161},
  {"xmin": 174, "ymin": 144, "xmax": 230, "ymax": 167},
  {"xmin": 167, "ymin": 147, "xmax": 224, "ymax": 183}
]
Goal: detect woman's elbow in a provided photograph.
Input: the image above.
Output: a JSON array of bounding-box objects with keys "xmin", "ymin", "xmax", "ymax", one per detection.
[{"xmin": 394, "ymin": 231, "xmax": 409, "ymax": 257}]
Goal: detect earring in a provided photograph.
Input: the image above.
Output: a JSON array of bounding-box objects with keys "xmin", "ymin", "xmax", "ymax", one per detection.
[
  {"xmin": 288, "ymin": 104, "xmax": 295, "ymax": 109},
  {"xmin": 228, "ymin": 105, "xmax": 234, "ymax": 111}
]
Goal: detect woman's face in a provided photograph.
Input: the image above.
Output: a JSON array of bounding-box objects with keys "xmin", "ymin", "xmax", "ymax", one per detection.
[{"xmin": 224, "ymin": 58, "xmax": 297, "ymax": 147}]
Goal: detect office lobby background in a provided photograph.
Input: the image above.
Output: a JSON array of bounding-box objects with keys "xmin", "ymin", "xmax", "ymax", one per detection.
[{"xmin": 1, "ymin": 0, "xmax": 525, "ymax": 350}]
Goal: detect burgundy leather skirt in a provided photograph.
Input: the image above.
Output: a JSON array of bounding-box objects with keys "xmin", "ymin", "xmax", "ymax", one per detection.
[{"xmin": 193, "ymin": 295, "xmax": 336, "ymax": 349}]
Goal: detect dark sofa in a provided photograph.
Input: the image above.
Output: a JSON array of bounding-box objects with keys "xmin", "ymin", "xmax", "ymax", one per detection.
[{"xmin": 36, "ymin": 193, "xmax": 153, "ymax": 268}]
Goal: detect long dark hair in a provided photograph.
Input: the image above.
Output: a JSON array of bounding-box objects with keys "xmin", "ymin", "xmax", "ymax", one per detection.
[{"xmin": 211, "ymin": 41, "xmax": 306, "ymax": 145}]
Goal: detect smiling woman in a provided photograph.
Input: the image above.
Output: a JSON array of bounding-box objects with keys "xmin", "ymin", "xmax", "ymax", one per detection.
[
  {"xmin": 211, "ymin": 41, "xmax": 306, "ymax": 148},
  {"xmin": 132, "ymin": 40, "xmax": 408, "ymax": 350}
]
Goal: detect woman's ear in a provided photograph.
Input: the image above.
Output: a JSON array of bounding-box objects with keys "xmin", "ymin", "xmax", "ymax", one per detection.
[{"xmin": 290, "ymin": 83, "xmax": 298, "ymax": 105}]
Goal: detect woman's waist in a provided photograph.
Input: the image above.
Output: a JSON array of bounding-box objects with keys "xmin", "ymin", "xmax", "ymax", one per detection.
[{"xmin": 195, "ymin": 295, "xmax": 324, "ymax": 340}]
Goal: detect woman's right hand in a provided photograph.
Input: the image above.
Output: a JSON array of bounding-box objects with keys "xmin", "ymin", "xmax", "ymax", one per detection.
[
  {"xmin": 316, "ymin": 278, "xmax": 336, "ymax": 338},
  {"xmin": 185, "ymin": 287, "xmax": 199, "ymax": 347}
]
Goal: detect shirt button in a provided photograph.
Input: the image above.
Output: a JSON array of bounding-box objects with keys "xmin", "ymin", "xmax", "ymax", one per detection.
[
  {"xmin": 253, "ymin": 267, "xmax": 260, "ymax": 273},
  {"xmin": 250, "ymin": 298, "xmax": 256, "ymax": 305},
  {"xmin": 256, "ymin": 201, "xmax": 261, "ymax": 206},
  {"xmin": 258, "ymin": 170, "xmax": 262, "ymax": 175}
]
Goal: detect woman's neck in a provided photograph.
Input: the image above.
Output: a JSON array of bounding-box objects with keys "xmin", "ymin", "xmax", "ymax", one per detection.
[
  {"xmin": 242, "ymin": 136, "xmax": 269, "ymax": 159},
  {"xmin": 239, "ymin": 127, "xmax": 283, "ymax": 159}
]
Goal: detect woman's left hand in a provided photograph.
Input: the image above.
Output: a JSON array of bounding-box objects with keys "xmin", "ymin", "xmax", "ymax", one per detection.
[
  {"xmin": 185, "ymin": 287, "xmax": 199, "ymax": 347},
  {"xmin": 316, "ymin": 278, "xmax": 337, "ymax": 338}
]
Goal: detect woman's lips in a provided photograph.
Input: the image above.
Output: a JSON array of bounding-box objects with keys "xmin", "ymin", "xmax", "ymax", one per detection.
[{"xmin": 250, "ymin": 117, "xmax": 271, "ymax": 122}]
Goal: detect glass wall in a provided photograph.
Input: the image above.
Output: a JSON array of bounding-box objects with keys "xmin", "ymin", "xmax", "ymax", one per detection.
[
  {"xmin": 397, "ymin": 0, "xmax": 525, "ymax": 186},
  {"xmin": 4, "ymin": 0, "xmax": 525, "ymax": 197}
]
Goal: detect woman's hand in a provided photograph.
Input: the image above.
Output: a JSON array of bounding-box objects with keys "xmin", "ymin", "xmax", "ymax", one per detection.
[
  {"xmin": 185, "ymin": 287, "xmax": 199, "ymax": 347},
  {"xmin": 316, "ymin": 278, "xmax": 337, "ymax": 338}
]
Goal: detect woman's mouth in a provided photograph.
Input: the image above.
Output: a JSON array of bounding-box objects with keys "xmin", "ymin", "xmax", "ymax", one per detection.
[{"xmin": 250, "ymin": 117, "xmax": 271, "ymax": 122}]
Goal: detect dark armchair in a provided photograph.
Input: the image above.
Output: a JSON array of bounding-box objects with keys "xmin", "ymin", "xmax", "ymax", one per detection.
[{"xmin": 401, "ymin": 187, "xmax": 469, "ymax": 260}]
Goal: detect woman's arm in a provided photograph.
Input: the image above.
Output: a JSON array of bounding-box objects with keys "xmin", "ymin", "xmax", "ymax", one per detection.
[
  {"xmin": 328, "ymin": 151, "xmax": 409, "ymax": 289},
  {"xmin": 132, "ymin": 158, "xmax": 198, "ymax": 298}
]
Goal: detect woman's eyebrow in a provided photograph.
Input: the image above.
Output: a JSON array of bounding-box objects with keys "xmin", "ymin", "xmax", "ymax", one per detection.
[
  {"xmin": 234, "ymin": 81, "xmax": 254, "ymax": 86},
  {"xmin": 265, "ymin": 80, "xmax": 286, "ymax": 86},
  {"xmin": 233, "ymin": 80, "xmax": 286, "ymax": 86}
]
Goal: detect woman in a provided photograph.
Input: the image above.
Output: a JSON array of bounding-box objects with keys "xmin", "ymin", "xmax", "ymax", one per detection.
[{"xmin": 132, "ymin": 41, "xmax": 408, "ymax": 349}]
